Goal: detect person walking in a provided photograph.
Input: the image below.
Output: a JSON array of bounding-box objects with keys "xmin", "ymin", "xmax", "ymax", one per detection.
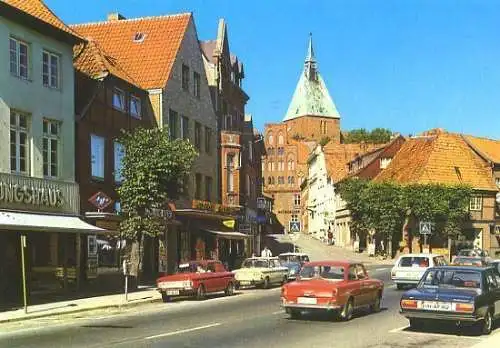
[{"xmin": 261, "ymin": 246, "xmax": 273, "ymax": 258}]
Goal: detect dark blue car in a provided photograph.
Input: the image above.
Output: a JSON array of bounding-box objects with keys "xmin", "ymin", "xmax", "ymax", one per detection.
[{"xmin": 399, "ymin": 266, "xmax": 500, "ymax": 335}]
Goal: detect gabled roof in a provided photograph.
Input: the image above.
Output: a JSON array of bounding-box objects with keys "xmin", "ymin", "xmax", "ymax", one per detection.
[
  {"xmin": 71, "ymin": 13, "xmax": 191, "ymax": 89},
  {"xmin": 462, "ymin": 135, "xmax": 500, "ymax": 164},
  {"xmin": 73, "ymin": 40, "xmax": 138, "ymax": 86},
  {"xmin": 200, "ymin": 40, "xmax": 217, "ymax": 63},
  {"xmin": 374, "ymin": 130, "xmax": 497, "ymax": 191},
  {"xmin": 324, "ymin": 143, "xmax": 382, "ymax": 182},
  {"xmin": 2, "ymin": 0, "xmax": 82, "ymax": 42},
  {"xmin": 283, "ymin": 34, "xmax": 340, "ymax": 122}
]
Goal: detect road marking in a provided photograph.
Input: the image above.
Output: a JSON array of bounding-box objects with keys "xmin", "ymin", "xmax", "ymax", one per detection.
[
  {"xmin": 389, "ymin": 325, "xmax": 483, "ymax": 340},
  {"xmin": 375, "ymin": 267, "xmax": 390, "ymax": 272},
  {"xmin": 272, "ymin": 310, "xmax": 285, "ymax": 315},
  {"xmin": 145, "ymin": 323, "xmax": 221, "ymax": 340}
]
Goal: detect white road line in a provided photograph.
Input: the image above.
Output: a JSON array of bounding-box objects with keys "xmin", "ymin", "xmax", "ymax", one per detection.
[
  {"xmin": 145, "ymin": 323, "xmax": 221, "ymax": 340},
  {"xmin": 389, "ymin": 325, "xmax": 482, "ymax": 340},
  {"xmin": 272, "ymin": 310, "xmax": 285, "ymax": 315},
  {"xmin": 375, "ymin": 268, "xmax": 390, "ymax": 272}
]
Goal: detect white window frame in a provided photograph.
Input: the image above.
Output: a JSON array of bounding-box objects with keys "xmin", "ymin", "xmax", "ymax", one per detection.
[
  {"xmin": 470, "ymin": 196, "xmax": 482, "ymax": 211},
  {"xmin": 10, "ymin": 37, "xmax": 29, "ymax": 80},
  {"xmin": 10, "ymin": 110, "xmax": 30, "ymax": 174},
  {"xmin": 42, "ymin": 50, "xmax": 60, "ymax": 88},
  {"xmin": 130, "ymin": 95, "xmax": 141, "ymax": 118},
  {"xmin": 91, "ymin": 134, "xmax": 105, "ymax": 179},
  {"xmin": 114, "ymin": 141, "xmax": 125, "ymax": 183},
  {"xmin": 380, "ymin": 157, "xmax": 392, "ymax": 169},
  {"xmin": 294, "ymin": 193, "xmax": 301, "ymax": 207},
  {"xmin": 112, "ymin": 88, "xmax": 125, "ymax": 111},
  {"xmin": 42, "ymin": 119, "xmax": 60, "ymax": 178}
]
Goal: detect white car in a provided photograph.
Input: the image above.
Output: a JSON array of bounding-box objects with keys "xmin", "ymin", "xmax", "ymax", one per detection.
[{"xmin": 391, "ymin": 253, "xmax": 448, "ymax": 290}]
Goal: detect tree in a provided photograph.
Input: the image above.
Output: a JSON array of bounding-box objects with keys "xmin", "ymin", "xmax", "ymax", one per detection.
[
  {"xmin": 118, "ymin": 127, "xmax": 198, "ymax": 278},
  {"xmin": 370, "ymin": 128, "xmax": 393, "ymax": 144},
  {"xmin": 343, "ymin": 128, "xmax": 394, "ymax": 144}
]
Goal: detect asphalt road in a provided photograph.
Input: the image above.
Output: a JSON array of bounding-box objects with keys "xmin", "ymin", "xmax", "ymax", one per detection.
[{"xmin": 0, "ymin": 265, "xmax": 496, "ymax": 348}]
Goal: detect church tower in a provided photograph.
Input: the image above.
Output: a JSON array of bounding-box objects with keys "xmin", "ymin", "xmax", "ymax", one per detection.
[{"xmin": 283, "ymin": 34, "xmax": 341, "ymax": 143}]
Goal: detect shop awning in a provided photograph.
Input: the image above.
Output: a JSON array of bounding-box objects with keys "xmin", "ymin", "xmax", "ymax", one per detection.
[
  {"xmin": 202, "ymin": 229, "xmax": 250, "ymax": 240},
  {"xmin": 0, "ymin": 211, "xmax": 107, "ymax": 234}
]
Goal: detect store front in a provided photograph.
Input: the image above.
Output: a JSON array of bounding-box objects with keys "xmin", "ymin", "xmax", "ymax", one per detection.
[{"xmin": 0, "ymin": 173, "xmax": 105, "ymax": 307}]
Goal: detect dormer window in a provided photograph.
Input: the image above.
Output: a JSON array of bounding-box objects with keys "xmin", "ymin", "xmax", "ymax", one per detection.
[
  {"xmin": 380, "ymin": 157, "xmax": 392, "ymax": 169},
  {"xmin": 133, "ymin": 32, "xmax": 146, "ymax": 43}
]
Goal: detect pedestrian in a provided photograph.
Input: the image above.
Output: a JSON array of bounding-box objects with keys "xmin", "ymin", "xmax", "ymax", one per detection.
[{"xmin": 261, "ymin": 246, "xmax": 272, "ymax": 258}]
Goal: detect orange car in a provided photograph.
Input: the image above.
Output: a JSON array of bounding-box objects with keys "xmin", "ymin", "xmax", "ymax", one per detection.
[{"xmin": 281, "ymin": 261, "xmax": 384, "ymax": 321}]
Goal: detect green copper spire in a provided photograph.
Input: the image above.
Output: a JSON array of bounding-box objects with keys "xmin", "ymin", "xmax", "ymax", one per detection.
[{"xmin": 283, "ymin": 34, "xmax": 340, "ymax": 121}]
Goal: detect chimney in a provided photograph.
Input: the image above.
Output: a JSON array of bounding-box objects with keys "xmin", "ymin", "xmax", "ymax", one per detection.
[{"xmin": 108, "ymin": 13, "xmax": 126, "ymax": 21}]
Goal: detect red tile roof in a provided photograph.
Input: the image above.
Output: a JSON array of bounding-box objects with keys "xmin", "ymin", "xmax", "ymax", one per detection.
[
  {"xmin": 462, "ymin": 135, "xmax": 500, "ymax": 164},
  {"xmin": 374, "ymin": 131, "xmax": 497, "ymax": 191},
  {"xmin": 74, "ymin": 40, "xmax": 138, "ymax": 86},
  {"xmin": 324, "ymin": 143, "xmax": 383, "ymax": 182},
  {"xmin": 71, "ymin": 13, "xmax": 191, "ymax": 89},
  {"xmin": 3, "ymin": 0, "xmax": 81, "ymax": 39}
]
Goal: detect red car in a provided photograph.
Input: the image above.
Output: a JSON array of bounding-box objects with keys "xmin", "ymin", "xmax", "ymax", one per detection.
[
  {"xmin": 281, "ymin": 261, "xmax": 384, "ymax": 320},
  {"xmin": 156, "ymin": 260, "xmax": 236, "ymax": 302}
]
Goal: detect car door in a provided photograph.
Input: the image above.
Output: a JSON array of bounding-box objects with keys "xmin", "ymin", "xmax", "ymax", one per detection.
[
  {"xmin": 485, "ymin": 269, "xmax": 500, "ymax": 318},
  {"xmin": 271, "ymin": 259, "xmax": 283, "ymax": 283},
  {"xmin": 347, "ymin": 265, "xmax": 365, "ymax": 306},
  {"xmin": 358, "ymin": 264, "xmax": 377, "ymax": 304}
]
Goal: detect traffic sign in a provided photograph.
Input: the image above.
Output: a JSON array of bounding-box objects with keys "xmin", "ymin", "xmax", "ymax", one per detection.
[
  {"xmin": 419, "ymin": 221, "xmax": 432, "ymax": 235},
  {"xmin": 289, "ymin": 221, "xmax": 301, "ymax": 233}
]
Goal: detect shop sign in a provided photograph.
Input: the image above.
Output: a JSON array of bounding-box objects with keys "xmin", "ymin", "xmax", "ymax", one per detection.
[
  {"xmin": 0, "ymin": 182, "xmax": 63, "ymax": 207},
  {"xmin": 88, "ymin": 191, "xmax": 113, "ymax": 211},
  {"xmin": 279, "ymin": 210, "xmax": 300, "ymax": 214},
  {"xmin": 192, "ymin": 199, "xmax": 237, "ymax": 214},
  {"xmin": 87, "ymin": 235, "xmax": 98, "ymax": 279}
]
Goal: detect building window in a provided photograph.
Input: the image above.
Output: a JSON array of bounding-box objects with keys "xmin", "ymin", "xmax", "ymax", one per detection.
[
  {"xmin": 90, "ymin": 134, "xmax": 105, "ymax": 179},
  {"xmin": 169, "ymin": 109, "xmax": 178, "ymax": 139},
  {"xmin": 469, "ymin": 196, "xmax": 482, "ymax": 211},
  {"xmin": 193, "ymin": 71, "xmax": 201, "ymax": 98},
  {"xmin": 10, "ymin": 110, "xmax": 29, "ymax": 174},
  {"xmin": 194, "ymin": 122, "xmax": 202, "ymax": 149},
  {"xmin": 278, "ymin": 176, "xmax": 284, "ymax": 185},
  {"xmin": 278, "ymin": 160, "xmax": 284, "ymax": 171},
  {"xmin": 380, "ymin": 157, "xmax": 392, "ymax": 169},
  {"xmin": 288, "ymin": 158, "xmax": 295, "ymax": 171},
  {"xmin": 291, "ymin": 214, "xmax": 299, "ymax": 222},
  {"xmin": 268, "ymin": 134, "xmax": 274, "ymax": 145},
  {"xmin": 267, "ymin": 177, "xmax": 272, "ymax": 185},
  {"xmin": 42, "ymin": 119, "xmax": 59, "ymax": 178},
  {"xmin": 226, "ymin": 153, "xmax": 235, "ymax": 192},
  {"xmin": 10, "ymin": 37, "xmax": 29, "ymax": 79},
  {"xmin": 42, "ymin": 50, "xmax": 59, "ymax": 88},
  {"xmin": 205, "ymin": 176, "xmax": 212, "ymax": 201},
  {"xmin": 294, "ymin": 193, "xmax": 301, "ymax": 206},
  {"xmin": 180, "ymin": 115, "xmax": 189, "ymax": 140},
  {"xmin": 114, "ymin": 141, "xmax": 125, "ymax": 183},
  {"xmin": 496, "ymin": 177, "xmax": 500, "ymax": 188},
  {"xmin": 205, "ymin": 127, "xmax": 211, "ymax": 154},
  {"xmin": 271, "ymin": 177, "xmax": 275, "ymax": 185},
  {"xmin": 288, "ymin": 176, "xmax": 295, "ymax": 185},
  {"xmin": 130, "ymin": 95, "xmax": 141, "ymax": 118},
  {"xmin": 246, "ymin": 174, "xmax": 251, "ymax": 197},
  {"xmin": 278, "ymin": 133, "xmax": 284, "ymax": 145},
  {"xmin": 114, "ymin": 201, "xmax": 121, "ymax": 214},
  {"xmin": 112, "ymin": 88, "xmax": 125, "ymax": 111},
  {"xmin": 278, "ymin": 147, "xmax": 284, "ymax": 156},
  {"xmin": 182, "ymin": 64, "xmax": 190, "ymax": 91},
  {"xmin": 195, "ymin": 173, "xmax": 202, "ymax": 199},
  {"xmin": 248, "ymin": 141, "xmax": 253, "ymax": 161}
]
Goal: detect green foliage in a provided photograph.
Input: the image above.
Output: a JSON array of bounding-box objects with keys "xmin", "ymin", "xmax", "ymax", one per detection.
[
  {"xmin": 343, "ymin": 128, "xmax": 393, "ymax": 144},
  {"xmin": 117, "ymin": 127, "xmax": 198, "ymax": 240},
  {"xmin": 337, "ymin": 179, "xmax": 472, "ymax": 240},
  {"xmin": 319, "ymin": 136, "xmax": 331, "ymax": 146}
]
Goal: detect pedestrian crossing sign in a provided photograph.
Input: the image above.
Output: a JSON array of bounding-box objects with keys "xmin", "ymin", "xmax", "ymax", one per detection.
[
  {"xmin": 419, "ymin": 221, "xmax": 432, "ymax": 235},
  {"xmin": 289, "ymin": 221, "xmax": 301, "ymax": 233}
]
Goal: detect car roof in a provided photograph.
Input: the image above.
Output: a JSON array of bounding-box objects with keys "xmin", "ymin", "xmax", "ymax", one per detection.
[
  {"xmin": 398, "ymin": 253, "xmax": 441, "ymax": 258},
  {"xmin": 278, "ymin": 252, "xmax": 308, "ymax": 256},
  {"xmin": 428, "ymin": 265, "xmax": 489, "ymax": 272},
  {"xmin": 303, "ymin": 260, "xmax": 360, "ymax": 267}
]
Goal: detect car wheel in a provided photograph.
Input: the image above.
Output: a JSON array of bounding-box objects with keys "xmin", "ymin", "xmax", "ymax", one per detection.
[
  {"xmin": 370, "ymin": 293, "xmax": 382, "ymax": 313},
  {"xmin": 480, "ymin": 310, "xmax": 493, "ymax": 335},
  {"xmin": 409, "ymin": 318, "xmax": 425, "ymax": 330},
  {"xmin": 225, "ymin": 282, "xmax": 235, "ymax": 296},
  {"xmin": 196, "ymin": 285, "xmax": 206, "ymax": 300},
  {"xmin": 340, "ymin": 298, "xmax": 354, "ymax": 321},
  {"xmin": 396, "ymin": 284, "xmax": 405, "ymax": 290},
  {"xmin": 288, "ymin": 309, "xmax": 301, "ymax": 319},
  {"xmin": 161, "ymin": 293, "xmax": 171, "ymax": 303},
  {"xmin": 263, "ymin": 277, "xmax": 270, "ymax": 289}
]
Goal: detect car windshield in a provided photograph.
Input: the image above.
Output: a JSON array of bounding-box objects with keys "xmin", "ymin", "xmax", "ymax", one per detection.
[
  {"xmin": 242, "ymin": 259, "xmax": 269, "ymax": 268},
  {"xmin": 453, "ymin": 257, "xmax": 483, "ymax": 266},
  {"xmin": 299, "ymin": 265, "xmax": 344, "ymax": 281},
  {"xmin": 399, "ymin": 256, "xmax": 429, "ymax": 268},
  {"xmin": 177, "ymin": 263, "xmax": 201, "ymax": 273},
  {"xmin": 419, "ymin": 269, "xmax": 482, "ymax": 289},
  {"xmin": 279, "ymin": 255, "xmax": 300, "ymax": 263}
]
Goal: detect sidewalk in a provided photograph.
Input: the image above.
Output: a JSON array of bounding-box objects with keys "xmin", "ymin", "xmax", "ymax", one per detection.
[
  {"xmin": 472, "ymin": 329, "xmax": 500, "ymax": 347},
  {"xmin": 0, "ymin": 286, "xmax": 161, "ymax": 324}
]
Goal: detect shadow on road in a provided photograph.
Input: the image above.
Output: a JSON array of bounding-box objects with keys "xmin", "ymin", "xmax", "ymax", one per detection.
[
  {"xmin": 285, "ymin": 307, "xmax": 388, "ymax": 322},
  {"xmin": 400, "ymin": 319, "xmax": 500, "ymax": 337}
]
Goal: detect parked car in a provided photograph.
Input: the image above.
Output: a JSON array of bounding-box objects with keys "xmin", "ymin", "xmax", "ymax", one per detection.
[
  {"xmin": 391, "ymin": 253, "xmax": 448, "ymax": 290},
  {"xmin": 156, "ymin": 260, "xmax": 235, "ymax": 302},
  {"xmin": 278, "ymin": 252, "xmax": 310, "ymax": 280},
  {"xmin": 400, "ymin": 265, "xmax": 500, "ymax": 334},
  {"xmin": 281, "ymin": 261, "xmax": 384, "ymax": 321},
  {"xmin": 233, "ymin": 257, "xmax": 289, "ymax": 289},
  {"xmin": 452, "ymin": 256, "xmax": 488, "ymax": 267},
  {"xmin": 454, "ymin": 249, "xmax": 492, "ymax": 264}
]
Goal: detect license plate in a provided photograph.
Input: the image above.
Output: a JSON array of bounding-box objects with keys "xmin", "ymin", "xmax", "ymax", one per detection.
[
  {"xmin": 418, "ymin": 301, "xmax": 452, "ymax": 311},
  {"xmin": 166, "ymin": 290, "xmax": 179, "ymax": 296},
  {"xmin": 297, "ymin": 297, "xmax": 317, "ymax": 305},
  {"xmin": 240, "ymin": 281, "xmax": 251, "ymax": 285},
  {"xmin": 397, "ymin": 272, "xmax": 420, "ymax": 279}
]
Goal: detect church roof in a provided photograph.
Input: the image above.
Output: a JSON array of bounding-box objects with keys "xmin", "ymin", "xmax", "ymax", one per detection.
[{"xmin": 283, "ymin": 34, "xmax": 340, "ymax": 122}]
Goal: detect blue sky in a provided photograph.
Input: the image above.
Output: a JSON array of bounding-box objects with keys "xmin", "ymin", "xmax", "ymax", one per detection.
[{"xmin": 47, "ymin": 0, "xmax": 500, "ymax": 138}]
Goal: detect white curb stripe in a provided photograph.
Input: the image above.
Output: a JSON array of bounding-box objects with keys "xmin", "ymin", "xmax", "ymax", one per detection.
[{"xmin": 145, "ymin": 323, "xmax": 221, "ymax": 340}]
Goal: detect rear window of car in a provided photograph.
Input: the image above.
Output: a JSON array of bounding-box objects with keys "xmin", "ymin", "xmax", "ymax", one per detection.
[
  {"xmin": 453, "ymin": 257, "xmax": 483, "ymax": 266},
  {"xmin": 399, "ymin": 257, "xmax": 429, "ymax": 268},
  {"xmin": 420, "ymin": 269, "xmax": 482, "ymax": 289},
  {"xmin": 300, "ymin": 265, "xmax": 344, "ymax": 280}
]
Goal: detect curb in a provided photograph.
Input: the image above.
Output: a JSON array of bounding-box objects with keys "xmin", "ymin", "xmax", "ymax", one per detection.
[{"xmin": 0, "ymin": 296, "xmax": 161, "ymax": 324}]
